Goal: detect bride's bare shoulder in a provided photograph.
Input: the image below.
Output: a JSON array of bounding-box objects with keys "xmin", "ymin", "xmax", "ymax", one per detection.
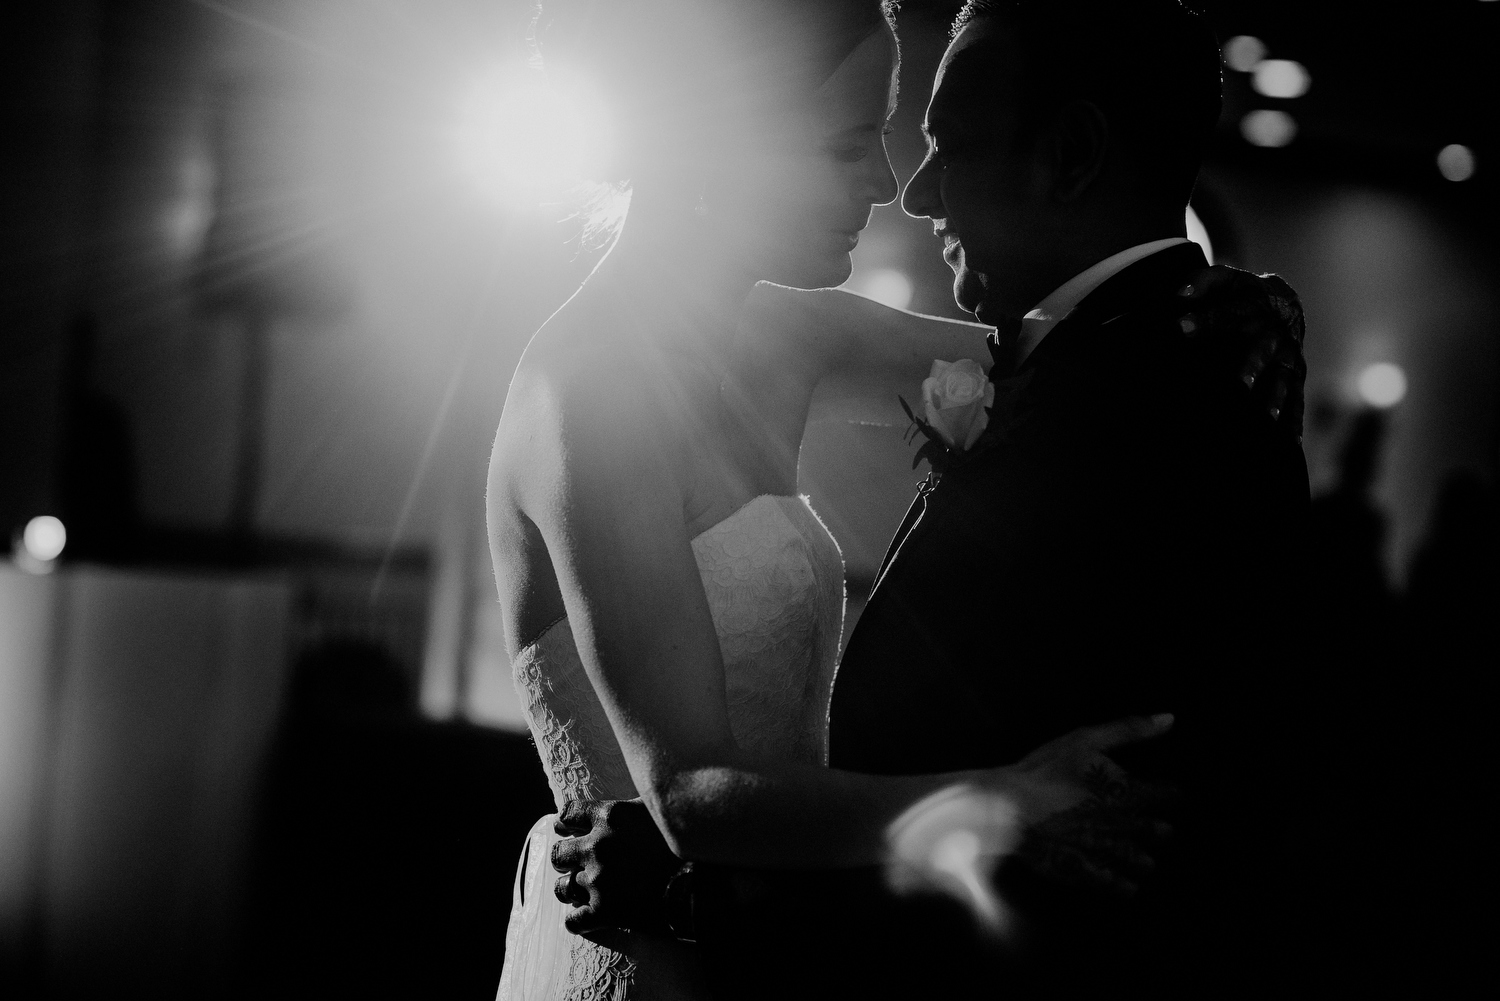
[{"xmin": 490, "ymin": 293, "xmax": 679, "ymax": 511}]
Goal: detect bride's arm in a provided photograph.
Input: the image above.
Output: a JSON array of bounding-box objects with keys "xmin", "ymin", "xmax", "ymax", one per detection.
[
  {"xmin": 496, "ymin": 376, "xmax": 1005, "ymax": 870},
  {"xmin": 744, "ymin": 268, "xmax": 1311, "ymax": 432},
  {"xmin": 740, "ymin": 282, "xmax": 991, "ymax": 427}
]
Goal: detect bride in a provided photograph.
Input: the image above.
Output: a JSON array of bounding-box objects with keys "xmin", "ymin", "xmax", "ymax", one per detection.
[{"xmin": 488, "ymin": 2, "xmax": 1299, "ymax": 998}]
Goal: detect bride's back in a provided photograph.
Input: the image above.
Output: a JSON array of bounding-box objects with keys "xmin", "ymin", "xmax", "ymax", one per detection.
[{"xmin": 488, "ymin": 274, "xmax": 746, "ymax": 658}]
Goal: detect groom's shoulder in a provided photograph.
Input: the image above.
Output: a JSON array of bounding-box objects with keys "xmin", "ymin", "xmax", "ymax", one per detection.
[
  {"xmin": 1068, "ymin": 281, "xmax": 1247, "ymax": 409},
  {"xmin": 1018, "ymin": 291, "xmax": 1291, "ymax": 493},
  {"xmin": 1039, "ymin": 246, "xmax": 1207, "ymax": 372}
]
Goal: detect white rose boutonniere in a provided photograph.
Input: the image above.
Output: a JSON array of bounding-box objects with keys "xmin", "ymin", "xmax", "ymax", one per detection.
[
  {"xmin": 899, "ymin": 358, "xmax": 995, "ymax": 473},
  {"xmin": 922, "ymin": 358, "xmax": 994, "ymax": 450}
]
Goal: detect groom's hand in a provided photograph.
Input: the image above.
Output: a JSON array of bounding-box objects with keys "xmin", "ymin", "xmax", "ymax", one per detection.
[
  {"xmin": 1016, "ymin": 764, "xmax": 1174, "ymax": 898},
  {"xmin": 550, "ymin": 798, "xmax": 684, "ymax": 937},
  {"xmin": 1008, "ymin": 715, "xmax": 1177, "ymax": 897},
  {"xmin": 1177, "ymin": 265, "xmax": 1307, "ymax": 438}
]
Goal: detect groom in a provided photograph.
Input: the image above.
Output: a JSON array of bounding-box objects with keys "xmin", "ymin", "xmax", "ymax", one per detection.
[{"xmin": 552, "ymin": 1, "xmax": 1312, "ymax": 996}]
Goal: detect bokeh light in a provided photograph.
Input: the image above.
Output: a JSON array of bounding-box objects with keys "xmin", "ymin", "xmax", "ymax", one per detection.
[
  {"xmin": 162, "ymin": 155, "xmax": 215, "ymax": 257},
  {"xmin": 1436, "ymin": 144, "xmax": 1477, "ymax": 182},
  {"xmin": 852, "ymin": 268, "xmax": 915, "ymax": 310},
  {"xmin": 1252, "ymin": 59, "xmax": 1311, "ymax": 99},
  {"xmin": 1357, "ymin": 362, "xmax": 1408, "ymax": 408},
  {"xmin": 1241, "ymin": 109, "xmax": 1298, "ymax": 148},
  {"xmin": 22, "ymin": 515, "xmax": 67, "ymax": 562},
  {"xmin": 1222, "ymin": 35, "xmax": 1267, "ymax": 73}
]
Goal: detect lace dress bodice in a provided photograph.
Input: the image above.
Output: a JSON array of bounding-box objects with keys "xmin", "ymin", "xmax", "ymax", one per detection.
[
  {"xmin": 514, "ymin": 493, "xmax": 846, "ymax": 811},
  {"xmin": 498, "ymin": 494, "xmax": 845, "ymax": 1001}
]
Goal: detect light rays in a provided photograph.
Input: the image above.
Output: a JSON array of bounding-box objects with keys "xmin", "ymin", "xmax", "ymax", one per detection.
[
  {"xmin": 184, "ymin": 0, "xmax": 369, "ymax": 73},
  {"xmin": 368, "ymin": 250, "xmax": 509, "ymax": 603}
]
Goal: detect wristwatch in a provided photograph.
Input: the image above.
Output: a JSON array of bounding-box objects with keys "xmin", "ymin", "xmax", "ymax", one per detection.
[{"xmin": 663, "ymin": 861, "xmax": 700, "ymax": 943}]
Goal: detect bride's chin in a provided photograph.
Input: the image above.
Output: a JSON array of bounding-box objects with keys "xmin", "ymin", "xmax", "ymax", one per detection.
[{"xmin": 767, "ymin": 254, "xmax": 852, "ymax": 292}]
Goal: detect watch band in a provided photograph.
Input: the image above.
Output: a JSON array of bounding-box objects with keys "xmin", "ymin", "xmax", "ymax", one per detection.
[{"xmin": 663, "ymin": 861, "xmax": 699, "ymax": 943}]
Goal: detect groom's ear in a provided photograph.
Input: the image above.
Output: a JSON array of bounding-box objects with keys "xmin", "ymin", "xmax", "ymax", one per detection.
[{"xmin": 1045, "ymin": 99, "xmax": 1109, "ymax": 205}]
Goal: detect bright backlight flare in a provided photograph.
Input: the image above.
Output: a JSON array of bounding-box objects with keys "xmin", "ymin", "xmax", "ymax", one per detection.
[
  {"xmin": 456, "ymin": 65, "xmax": 613, "ymax": 207},
  {"xmin": 1357, "ymin": 362, "xmax": 1407, "ymax": 408},
  {"xmin": 23, "ymin": 516, "xmax": 67, "ymax": 562}
]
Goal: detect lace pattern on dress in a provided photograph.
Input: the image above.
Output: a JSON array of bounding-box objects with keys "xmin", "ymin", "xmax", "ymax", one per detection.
[
  {"xmin": 695, "ymin": 496, "xmax": 844, "ymax": 767},
  {"xmin": 563, "ymin": 938, "xmax": 638, "ymax": 1001},
  {"xmin": 513, "ymin": 627, "xmax": 638, "ymax": 808}
]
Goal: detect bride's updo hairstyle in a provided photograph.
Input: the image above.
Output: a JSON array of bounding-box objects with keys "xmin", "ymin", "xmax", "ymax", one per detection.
[{"xmin": 537, "ymin": 0, "xmax": 897, "ymax": 184}]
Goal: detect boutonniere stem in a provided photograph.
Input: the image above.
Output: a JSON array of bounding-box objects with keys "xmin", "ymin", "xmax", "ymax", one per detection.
[{"xmin": 900, "ymin": 395, "xmax": 953, "ymax": 474}]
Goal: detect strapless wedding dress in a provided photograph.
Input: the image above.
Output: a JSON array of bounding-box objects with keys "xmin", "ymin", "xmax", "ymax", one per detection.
[{"xmin": 497, "ymin": 494, "xmax": 845, "ymax": 1001}]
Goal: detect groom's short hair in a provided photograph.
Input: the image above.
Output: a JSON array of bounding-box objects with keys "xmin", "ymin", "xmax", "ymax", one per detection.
[{"xmin": 951, "ymin": 0, "xmax": 1222, "ymax": 206}]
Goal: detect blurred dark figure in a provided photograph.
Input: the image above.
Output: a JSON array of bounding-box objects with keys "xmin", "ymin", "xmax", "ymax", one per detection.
[
  {"xmin": 1308, "ymin": 410, "xmax": 1394, "ymax": 621},
  {"xmin": 1302, "ymin": 419, "xmax": 1496, "ymax": 992},
  {"xmin": 280, "ymin": 635, "xmax": 416, "ymax": 725},
  {"xmin": 1298, "ymin": 410, "xmax": 1406, "ymax": 986},
  {"xmin": 1405, "ymin": 469, "xmax": 1498, "ymax": 649},
  {"xmin": 57, "ymin": 313, "xmax": 140, "ymax": 560},
  {"xmin": 1396, "ymin": 469, "xmax": 1497, "ymax": 991},
  {"xmin": 237, "ymin": 639, "xmax": 553, "ymax": 1001},
  {"xmin": 1302, "ymin": 409, "xmax": 1396, "ymax": 773}
]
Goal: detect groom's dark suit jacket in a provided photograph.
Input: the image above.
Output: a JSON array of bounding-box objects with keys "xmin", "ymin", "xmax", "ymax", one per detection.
[
  {"xmin": 705, "ymin": 244, "xmax": 1313, "ymax": 998},
  {"xmin": 834, "ymin": 242, "xmax": 1308, "ymax": 776}
]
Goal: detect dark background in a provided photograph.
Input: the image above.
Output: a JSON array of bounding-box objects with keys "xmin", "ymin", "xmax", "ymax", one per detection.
[{"xmin": 2, "ymin": 1, "xmax": 1494, "ymax": 997}]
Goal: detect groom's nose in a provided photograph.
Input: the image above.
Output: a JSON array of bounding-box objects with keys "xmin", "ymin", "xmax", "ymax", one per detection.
[{"xmin": 902, "ymin": 154, "xmax": 942, "ymax": 220}]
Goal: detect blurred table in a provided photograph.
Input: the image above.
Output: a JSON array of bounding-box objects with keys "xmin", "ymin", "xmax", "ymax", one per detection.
[{"xmin": 0, "ymin": 564, "xmax": 292, "ymax": 997}]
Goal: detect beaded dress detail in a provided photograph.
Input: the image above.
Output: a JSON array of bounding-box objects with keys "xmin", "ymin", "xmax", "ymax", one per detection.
[{"xmin": 497, "ymin": 495, "xmax": 845, "ymax": 1001}]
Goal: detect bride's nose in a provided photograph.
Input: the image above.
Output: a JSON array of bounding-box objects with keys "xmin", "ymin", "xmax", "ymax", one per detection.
[{"xmin": 861, "ymin": 151, "xmax": 899, "ymax": 208}]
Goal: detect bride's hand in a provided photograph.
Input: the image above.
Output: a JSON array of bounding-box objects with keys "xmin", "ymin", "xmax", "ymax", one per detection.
[
  {"xmin": 1176, "ymin": 265, "xmax": 1307, "ymax": 437},
  {"xmin": 994, "ymin": 713, "xmax": 1176, "ymax": 896},
  {"xmin": 551, "ymin": 798, "xmax": 683, "ymax": 938}
]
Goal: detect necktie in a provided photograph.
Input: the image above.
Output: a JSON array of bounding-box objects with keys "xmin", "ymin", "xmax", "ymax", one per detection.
[{"xmin": 986, "ymin": 315, "xmax": 1024, "ymax": 382}]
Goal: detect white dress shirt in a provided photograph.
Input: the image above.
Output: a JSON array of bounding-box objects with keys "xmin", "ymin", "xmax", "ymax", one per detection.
[{"xmin": 1015, "ymin": 237, "xmax": 1193, "ymax": 366}]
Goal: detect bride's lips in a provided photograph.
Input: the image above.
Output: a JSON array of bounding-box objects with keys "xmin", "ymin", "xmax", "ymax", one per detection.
[{"xmin": 834, "ymin": 228, "xmax": 862, "ymax": 250}]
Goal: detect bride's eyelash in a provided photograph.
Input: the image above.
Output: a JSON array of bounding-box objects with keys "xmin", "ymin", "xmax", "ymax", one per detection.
[{"xmin": 830, "ymin": 125, "xmax": 896, "ymax": 163}]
